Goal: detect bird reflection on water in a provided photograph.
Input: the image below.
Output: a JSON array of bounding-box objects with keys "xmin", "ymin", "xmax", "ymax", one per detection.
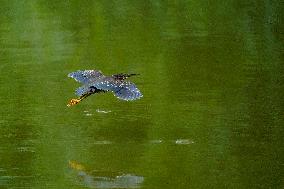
[
  {"xmin": 69, "ymin": 160, "xmax": 144, "ymax": 189},
  {"xmin": 67, "ymin": 70, "xmax": 143, "ymax": 106}
]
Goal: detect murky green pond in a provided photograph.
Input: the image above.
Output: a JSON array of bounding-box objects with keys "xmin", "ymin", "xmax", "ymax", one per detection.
[{"xmin": 0, "ymin": 1, "xmax": 283, "ymax": 189}]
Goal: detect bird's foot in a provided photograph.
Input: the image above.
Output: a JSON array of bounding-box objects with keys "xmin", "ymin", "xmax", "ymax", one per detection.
[{"xmin": 67, "ymin": 98, "xmax": 81, "ymax": 107}]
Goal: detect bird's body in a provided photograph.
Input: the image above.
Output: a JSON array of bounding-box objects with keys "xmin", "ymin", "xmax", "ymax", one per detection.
[{"xmin": 67, "ymin": 70, "xmax": 142, "ymax": 106}]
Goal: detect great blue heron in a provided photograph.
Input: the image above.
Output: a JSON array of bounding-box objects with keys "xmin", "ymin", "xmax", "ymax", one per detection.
[{"xmin": 67, "ymin": 70, "xmax": 143, "ymax": 106}]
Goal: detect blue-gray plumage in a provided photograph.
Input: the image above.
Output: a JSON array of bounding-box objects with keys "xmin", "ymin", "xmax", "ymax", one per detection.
[{"xmin": 67, "ymin": 70, "xmax": 142, "ymax": 106}]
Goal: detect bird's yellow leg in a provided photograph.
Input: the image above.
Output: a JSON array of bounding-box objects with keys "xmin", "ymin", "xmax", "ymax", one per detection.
[
  {"xmin": 67, "ymin": 93, "xmax": 92, "ymax": 107},
  {"xmin": 67, "ymin": 98, "xmax": 81, "ymax": 107}
]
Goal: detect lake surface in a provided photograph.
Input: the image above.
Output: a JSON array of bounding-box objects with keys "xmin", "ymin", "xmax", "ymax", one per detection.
[{"xmin": 0, "ymin": 1, "xmax": 283, "ymax": 189}]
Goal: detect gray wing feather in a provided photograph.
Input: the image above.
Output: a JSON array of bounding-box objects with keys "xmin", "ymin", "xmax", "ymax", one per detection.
[
  {"xmin": 75, "ymin": 85, "xmax": 90, "ymax": 96},
  {"xmin": 68, "ymin": 70, "xmax": 103, "ymax": 84},
  {"xmin": 114, "ymin": 83, "xmax": 143, "ymax": 100},
  {"xmin": 94, "ymin": 81, "xmax": 143, "ymax": 101}
]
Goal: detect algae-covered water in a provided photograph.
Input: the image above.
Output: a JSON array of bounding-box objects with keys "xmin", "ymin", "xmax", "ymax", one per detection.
[{"xmin": 0, "ymin": 1, "xmax": 283, "ymax": 189}]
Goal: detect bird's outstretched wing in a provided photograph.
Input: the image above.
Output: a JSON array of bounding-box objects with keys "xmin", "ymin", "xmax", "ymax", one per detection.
[
  {"xmin": 114, "ymin": 82, "xmax": 143, "ymax": 101},
  {"xmin": 68, "ymin": 70, "xmax": 104, "ymax": 84},
  {"xmin": 93, "ymin": 81, "xmax": 143, "ymax": 101}
]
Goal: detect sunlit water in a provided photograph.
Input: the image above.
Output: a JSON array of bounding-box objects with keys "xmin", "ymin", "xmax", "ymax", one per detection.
[{"xmin": 0, "ymin": 1, "xmax": 283, "ymax": 189}]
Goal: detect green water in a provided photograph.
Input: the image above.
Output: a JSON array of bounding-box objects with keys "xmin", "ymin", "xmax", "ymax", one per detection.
[{"xmin": 0, "ymin": 1, "xmax": 283, "ymax": 189}]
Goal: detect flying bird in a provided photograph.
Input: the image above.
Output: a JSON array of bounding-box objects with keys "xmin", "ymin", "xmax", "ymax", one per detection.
[{"xmin": 67, "ymin": 70, "xmax": 143, "ymax": 106}]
